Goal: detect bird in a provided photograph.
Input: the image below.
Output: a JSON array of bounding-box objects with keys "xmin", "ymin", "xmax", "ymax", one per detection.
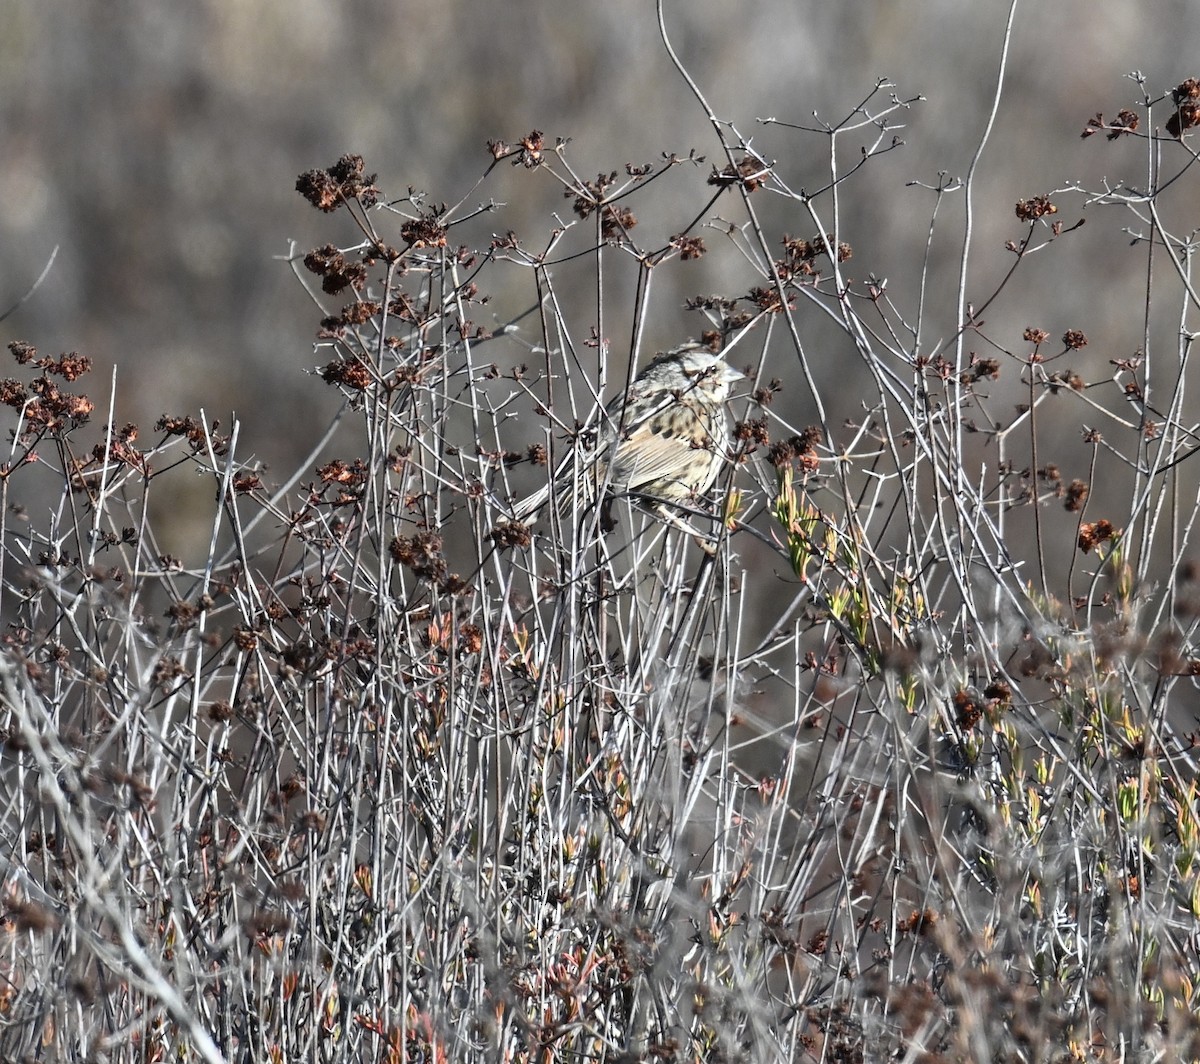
[{"xmin": 511, "ymin": 341, "xmax": 743, "ymax": 544}]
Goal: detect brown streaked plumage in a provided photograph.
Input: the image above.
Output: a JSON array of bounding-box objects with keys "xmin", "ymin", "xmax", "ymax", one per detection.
[{"xmin": 513, "ymin": 342, "xmax": 742, "ymax": 539}]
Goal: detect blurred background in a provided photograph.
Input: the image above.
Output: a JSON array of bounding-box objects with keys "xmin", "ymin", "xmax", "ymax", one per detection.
[{"xmin": 0, "ymin": 0, "xmax": 1195, "ymax": 556}]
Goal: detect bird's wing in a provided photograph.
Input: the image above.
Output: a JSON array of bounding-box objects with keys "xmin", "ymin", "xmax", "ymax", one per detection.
[
  {"xmin": 605, "ymin": 427, "xmax": 693, "ymax": 495},
  {"xmin": 606, "ymin": 400, "xmax": 720, "ymax": 495}
]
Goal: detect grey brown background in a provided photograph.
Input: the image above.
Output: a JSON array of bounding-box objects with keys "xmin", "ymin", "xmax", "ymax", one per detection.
[{"xmin": 0, "ymin": 1, "xmax": 1193, "ymax": 544}]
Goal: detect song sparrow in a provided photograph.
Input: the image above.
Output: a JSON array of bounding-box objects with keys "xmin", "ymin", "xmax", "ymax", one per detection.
[{"xmin": 512, "ymin": 342, "xmax": 743, "ymax": 541}]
